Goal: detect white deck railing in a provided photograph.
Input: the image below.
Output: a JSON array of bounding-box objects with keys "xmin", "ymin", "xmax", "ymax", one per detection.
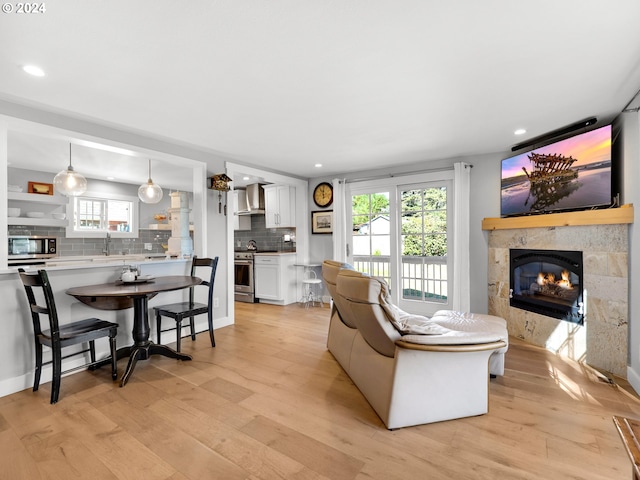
[{"xmin": 352, "ymin": 255, "xmax": 448, "ymax": 302}]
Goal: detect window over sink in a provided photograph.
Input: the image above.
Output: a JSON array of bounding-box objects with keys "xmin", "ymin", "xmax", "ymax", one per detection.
[{"xmin": 66, "ymin": 191, "xmax": 139, "ymax": 238}]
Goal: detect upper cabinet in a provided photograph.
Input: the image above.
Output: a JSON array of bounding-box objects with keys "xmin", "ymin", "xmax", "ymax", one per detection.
[
  {"xmin": 7, "ymin": 192, "xmax": 68, "ymax": 227},
  {"xmin": 263, "ymin": 185, "xmax": 296, "ymax": 228}
]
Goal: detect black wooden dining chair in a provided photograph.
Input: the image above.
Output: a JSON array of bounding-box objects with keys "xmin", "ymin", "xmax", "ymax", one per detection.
[
  {"xmin": 17, "ymin": 268, "xmax": 119, "ymax": 404},
  {"xmin": 154, "ymin": 256, "xmax": 219, "ymax": 352}
]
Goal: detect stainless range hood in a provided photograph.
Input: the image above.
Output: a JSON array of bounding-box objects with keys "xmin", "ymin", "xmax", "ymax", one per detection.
[{"xmin": 237, "ymin": 183, "xmax": 265, "ymax": 215}]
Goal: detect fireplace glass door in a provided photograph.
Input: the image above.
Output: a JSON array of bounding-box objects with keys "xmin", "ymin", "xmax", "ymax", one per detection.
[{"xmin": 510, "ymin": 249, "xmax": 584, "ymax": 324}]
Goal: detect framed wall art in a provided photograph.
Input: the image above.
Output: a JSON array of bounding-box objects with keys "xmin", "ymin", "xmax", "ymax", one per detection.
[
  {"xmin": 311, "ymin": 210, "xmax": 333, "ymax": 234},
  {"xmin": 28, "ymin": 181, "xmax": 54, "ymax": 195}
]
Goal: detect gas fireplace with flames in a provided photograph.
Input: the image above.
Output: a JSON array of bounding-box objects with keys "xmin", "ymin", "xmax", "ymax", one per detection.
[{"xmin": 509, "ymin": 249, "xmax": 584, "ymax": 325}]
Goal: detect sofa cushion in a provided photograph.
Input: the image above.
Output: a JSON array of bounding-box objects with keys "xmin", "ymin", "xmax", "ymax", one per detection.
[
  {"xmin": 430, "ymin": 310, "xmax": 508, "ymax": 341},
  {"xmin": 336, "ymin": 269, "xmax": 400, "ymax": 357}
]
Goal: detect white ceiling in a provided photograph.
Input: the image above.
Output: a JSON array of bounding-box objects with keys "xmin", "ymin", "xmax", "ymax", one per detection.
[{"xmin": 1, "ymin": 0, "xmax": 640, "ymax": 183}]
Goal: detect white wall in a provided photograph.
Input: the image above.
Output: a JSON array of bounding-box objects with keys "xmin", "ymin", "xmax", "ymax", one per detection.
[
  {"xmin": 308, "ymin": 176, "xmax": 335, "ymax": 264},
  {"xmin": 468, "ymin": 153, "xmax": 504, "ymax": 312},
  {"xmin": 623, "ymin": 110, "xmax": 640, "ymax": 390}
]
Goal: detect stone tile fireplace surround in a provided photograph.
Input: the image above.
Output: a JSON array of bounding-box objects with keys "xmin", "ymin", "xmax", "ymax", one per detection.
[{"xmin": 486, "ymin": 212, "xmax": 632, "ymax": 377}]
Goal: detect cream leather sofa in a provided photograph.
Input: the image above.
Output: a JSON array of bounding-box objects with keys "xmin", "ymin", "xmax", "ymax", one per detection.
[{"xmin": 322, "ymin": 260, "xmax": 509, "ymax": 429}]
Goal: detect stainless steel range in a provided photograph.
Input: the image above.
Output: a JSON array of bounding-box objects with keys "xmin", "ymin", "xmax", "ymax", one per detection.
[{"xmin": 234, "ymin": 251, "xmax": 255, "ymax": 303}]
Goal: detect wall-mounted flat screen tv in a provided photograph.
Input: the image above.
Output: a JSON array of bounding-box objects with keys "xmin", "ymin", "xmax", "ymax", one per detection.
[{"xmin": 500, "ymin": 124, "xmax": 616, "ymax": 217}]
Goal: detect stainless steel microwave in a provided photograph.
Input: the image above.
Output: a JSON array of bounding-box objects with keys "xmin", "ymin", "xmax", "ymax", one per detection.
[{"xmin": 8, "ymin": 236, "xmax": 57, "ymax": 260}]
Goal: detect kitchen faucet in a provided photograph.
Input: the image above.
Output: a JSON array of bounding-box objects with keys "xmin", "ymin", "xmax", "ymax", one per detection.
[{"xmin": 103, "ymin": 232, "xmax": 111, "ymax": 256}]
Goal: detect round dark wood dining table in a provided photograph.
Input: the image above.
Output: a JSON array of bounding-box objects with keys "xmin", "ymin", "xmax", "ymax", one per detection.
[{"xmin": 66, "ymin": 275, "xmax": 202, "ymax": 386}]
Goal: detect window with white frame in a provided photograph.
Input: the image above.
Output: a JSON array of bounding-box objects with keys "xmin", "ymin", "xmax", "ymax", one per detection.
[{"xmin": 66, "ymin": 192, "xmax": 139, "ymax": 238}]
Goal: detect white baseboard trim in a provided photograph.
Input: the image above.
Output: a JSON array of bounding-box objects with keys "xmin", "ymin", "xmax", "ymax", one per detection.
[
  {"xmin": 627, "ymin": 365, "xmax": 640, "ymax": 396},
  {"xmin": 0, "ymin": 373, "xmax": 32, "ymax": 399},
  {"xmin": 0, "ymin": 315, "xmax": 232, "ymax": 399},
  {"xmin": 0, "ymin": 357, "xmax": 88, "ymax": 399}
]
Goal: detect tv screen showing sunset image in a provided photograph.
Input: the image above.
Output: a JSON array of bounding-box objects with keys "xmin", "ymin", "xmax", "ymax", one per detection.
[{"xmin": 500, "ymin": 124, "xmax": 612, "ymax": 217}]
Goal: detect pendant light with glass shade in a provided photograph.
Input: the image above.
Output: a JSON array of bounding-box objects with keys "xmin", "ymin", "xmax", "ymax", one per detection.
[
  {"xmin": 138, "ymin": 159, "xmax": 163, "ymax": 204},
  {"xmin": 53, "ymin": 144, "xmax": 88, "ymax": 196}
]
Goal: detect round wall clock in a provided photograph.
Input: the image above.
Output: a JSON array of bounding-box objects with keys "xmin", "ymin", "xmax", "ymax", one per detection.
[{"xmin": 313, "ymin": 182, "xmax": 333, "ymax": 208}]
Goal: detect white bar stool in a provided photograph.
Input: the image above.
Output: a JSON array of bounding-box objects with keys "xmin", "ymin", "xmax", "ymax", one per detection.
[{"xmin": 302, "ymin": 269, "xmax": 324, "ymax": 308}]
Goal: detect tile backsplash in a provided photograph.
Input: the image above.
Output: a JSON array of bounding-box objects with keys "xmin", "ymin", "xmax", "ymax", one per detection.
[
  {"xmin": 234, "ymin": 215, "xmax": 296, "ymax": 252},
  {"xmin": 8, "ymin": 226, "xmax": 174, "ymax": 256},
  {"xmin": 9, "ymin": 215, "xmax": 293, "ymax": 257}
]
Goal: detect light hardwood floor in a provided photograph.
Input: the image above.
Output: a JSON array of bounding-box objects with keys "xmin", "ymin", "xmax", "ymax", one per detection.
[{"xmin": 1, "ymin": 301, "xmax": 639, "ymax": 479}]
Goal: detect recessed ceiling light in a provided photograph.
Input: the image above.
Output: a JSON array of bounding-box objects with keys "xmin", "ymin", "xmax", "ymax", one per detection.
[
  {"xmin": 23, "ymin": 65, "xmax": 45, "ymax": 77},
  {"xmin": 243, "ymin": 176, "xmax": 250, "ymax": 181},
  {"xmin": 514, "ymin": 128, "xmax": 526, "ymax": 136},
  {"xmin": 315, "ymin": 163, "xmax": 323, "ymax": 168},
  {"xmin": 106, "ymin": 176, "xmax": 115, "ymax": 181}
]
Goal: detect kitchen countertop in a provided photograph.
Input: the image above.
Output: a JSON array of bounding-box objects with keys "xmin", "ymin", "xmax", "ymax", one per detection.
[
  {"xmin": 253, "ymin": 251, "xmax": 296, "ymax": 256},
  {"xmin": 2, "ymin": 254, "xmax": 188, "ymax": 274},
  {"xmin": 234, "ymin": 249, "xmax": 296, "ymax": 255}
]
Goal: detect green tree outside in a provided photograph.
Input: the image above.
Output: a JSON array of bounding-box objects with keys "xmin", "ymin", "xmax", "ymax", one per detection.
[
  {"xmin": 351, "ymin": 189, "xmax": 446, "ymax": 256},
  {"xmin": 401, "ymin": 187, "xmax": 447, "ymax": 256}
]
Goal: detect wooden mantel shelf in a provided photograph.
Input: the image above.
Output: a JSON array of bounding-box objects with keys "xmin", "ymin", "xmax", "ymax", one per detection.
[{"xmin": 482, "ymin": 204, "xmax": 634, "ymax": 231}]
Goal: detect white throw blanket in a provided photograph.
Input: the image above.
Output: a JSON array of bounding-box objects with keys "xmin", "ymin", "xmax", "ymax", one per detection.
[
  {"xmin": 385, "ymin": 304, "xmax": 503, "ymax": 345},
  {"xmin": 386, "ymin": 304, "xmax": 451, "ymax": 334}
]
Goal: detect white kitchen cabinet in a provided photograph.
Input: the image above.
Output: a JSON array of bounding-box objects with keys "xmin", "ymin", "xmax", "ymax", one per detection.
[
  {"xmin": 232, "ymin": 190, "xmax": 251, "ymax": 231},
  {"xmin": 254, "ymin": 253, "xmax": 297, "ymax": 305},
  {"xmin": 8, "ymin": 192, "xmax": 68, "ymax": 227},
  {"xmin": 263, "ymin": 184, "xmax": 295, "ymax": 228}
]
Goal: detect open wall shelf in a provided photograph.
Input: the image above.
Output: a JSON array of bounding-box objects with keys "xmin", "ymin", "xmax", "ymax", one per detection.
[{"xmin": 8, "ymin": 192, "xmax": 68, "ymax": 227}]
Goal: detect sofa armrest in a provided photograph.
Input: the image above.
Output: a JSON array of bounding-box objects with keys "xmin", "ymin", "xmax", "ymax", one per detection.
[{"xmin": 395, "ymin": 339, "xmax": 507, "ymax": 353}]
